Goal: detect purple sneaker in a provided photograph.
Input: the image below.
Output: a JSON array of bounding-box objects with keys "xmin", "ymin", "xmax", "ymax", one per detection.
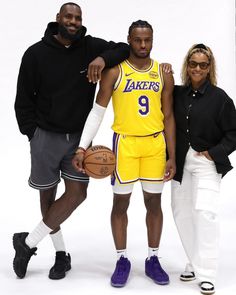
[
  {"xmin": 111, "ymin": 256, "xmax": 131, "ymax": 287},
  {"xmin": 145, "ymin": 255, "xmax": 169, "ymax": 285}
]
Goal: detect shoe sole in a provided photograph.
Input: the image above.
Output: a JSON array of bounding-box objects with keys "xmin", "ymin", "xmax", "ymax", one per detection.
[
  {"xmin": 200, "ymin": 282, "xmax": 215, "ymax": 295},
  {"xmin": 110, "ymin": 274, "xmax": 129, "ymax": 288},
  {"xmin": 145, "ymin": 272, "xmax": 169, "ymax": 285},
  {"xmin": 49, "ymin": 265, "xmax": 71, "ymax": 280},
  {"xmin": 110, "ymin": 276, "xmax": 129, "ymax": 288},
  {"xmin": 200, "ymin": 290, "xmax": 215, "ymax": 295},
  {"xmin": 111, "ymin": 282, "xmax": 126, "ymax": 288},
  {"xmin": 180, "ymin": 276, "xmax": 196, "ymax": 282}
]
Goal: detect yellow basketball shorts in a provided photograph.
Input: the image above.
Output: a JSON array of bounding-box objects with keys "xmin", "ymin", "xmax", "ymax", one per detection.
[{"xmin": 111, "ymin": 132, "xmax": 166, "ymax": 185}]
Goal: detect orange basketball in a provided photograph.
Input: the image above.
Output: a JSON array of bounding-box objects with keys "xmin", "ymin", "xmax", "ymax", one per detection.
[{"xmin": 83, "ymin": 145, "xmax": 116, "ymax": 179}]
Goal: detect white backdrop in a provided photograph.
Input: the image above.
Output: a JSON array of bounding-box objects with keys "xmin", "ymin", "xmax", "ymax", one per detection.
[{"xmin": 0, "ymin": 0, "xmax": 235, "ymax": 294}]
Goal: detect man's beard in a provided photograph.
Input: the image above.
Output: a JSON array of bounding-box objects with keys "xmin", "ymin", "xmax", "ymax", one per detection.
[{"xmin": 58, "ymin": 24, "xmax": 83, "ymax": 42}]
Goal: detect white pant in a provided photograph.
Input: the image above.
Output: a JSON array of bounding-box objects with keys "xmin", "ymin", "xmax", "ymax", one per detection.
[{"xmin": 171, "ymin": 147, "xmax": 222, "ymax": 284}]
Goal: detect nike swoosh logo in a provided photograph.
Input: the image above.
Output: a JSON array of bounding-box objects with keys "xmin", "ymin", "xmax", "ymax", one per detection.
[{"xmin": 125, "ymin": 72, "xmax": 135, "ymax": 76}]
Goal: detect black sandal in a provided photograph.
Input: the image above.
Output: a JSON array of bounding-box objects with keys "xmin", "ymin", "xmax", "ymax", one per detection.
[
  {"xmin": 200, "ymin": 281, "xmax": 215, "ymax": 295},
  {"xmin": 180, "ymin": 271, "xmax": 195, "ymax": 281}
]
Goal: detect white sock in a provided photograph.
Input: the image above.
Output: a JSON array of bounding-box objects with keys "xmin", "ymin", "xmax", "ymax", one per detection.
[
  {"xmin": 116, "ymin": 249, "xmax": 127, "ymax": 260},
  {"xmin": 25, "ymin": 220, "xmax": 52, "ymax": 248},
  {"xmin": 50, "ymin": 230, "xmax": 66, "ymax": 252},
  {"xmin": 148, "ymin": 247, "xmax": 159, "ymax": 258}
]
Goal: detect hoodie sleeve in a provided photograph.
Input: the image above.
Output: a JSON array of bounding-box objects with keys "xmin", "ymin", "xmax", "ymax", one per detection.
[
  {"xmin": 14, "ymin": 48, "xmax": 38, "ymax": 141},
  {"xmin": 89, "ymin": 37, "xmax": 129, "ymax": 68}
]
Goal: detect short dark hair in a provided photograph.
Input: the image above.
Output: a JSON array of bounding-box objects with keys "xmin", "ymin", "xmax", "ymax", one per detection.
[
  {"xmin": 128, "ymin": 20, "xmax": 153, "ymax": 35},
  {"xmin": 59, "ymin": 2, "xmax": 81, "ymax": 13}
]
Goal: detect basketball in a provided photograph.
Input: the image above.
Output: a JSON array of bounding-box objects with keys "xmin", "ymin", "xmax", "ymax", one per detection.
[{"xmin": 83, "ymin": 145, "xmax": 116, "ymax": 179}]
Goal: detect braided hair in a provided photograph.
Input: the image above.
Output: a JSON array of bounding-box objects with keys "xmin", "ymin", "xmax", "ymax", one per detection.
[{"xmin": 128, "ymin": 20, "xmax": 153, "ymax": 35}]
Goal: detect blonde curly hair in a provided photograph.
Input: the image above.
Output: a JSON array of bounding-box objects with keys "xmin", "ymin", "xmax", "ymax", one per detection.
[{"xmin": 181, "ymin": 44, "xmax": 217, "ymax": 86}]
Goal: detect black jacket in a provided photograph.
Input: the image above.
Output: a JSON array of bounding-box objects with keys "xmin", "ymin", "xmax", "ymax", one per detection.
[
  {"xmin": 174, "ymin": 80, "xmax": 236, "ymax": 182},
  {"xmin": 15, "ymin": 22, "xmax": 129, "ymax": 140}
]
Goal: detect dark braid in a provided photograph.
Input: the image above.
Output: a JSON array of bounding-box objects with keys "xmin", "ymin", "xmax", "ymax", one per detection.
[{"xmin": 128, "ymin": 20, "xmax": 153, "ymax": 35}]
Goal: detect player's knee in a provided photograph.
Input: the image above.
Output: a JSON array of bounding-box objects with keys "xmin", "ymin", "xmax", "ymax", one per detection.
[
  {"xmin": 144, "ymin": 193, "xmax": 161, "ymax": 213},
  {"xmin": 75, "ymin": 189, "xmax": 87, "ymax": 204},
  {"xmin": 112, "ymin": 207, "xmax": 128, "ymax": 217},
  {"xmin": 66, "ymin": 190, "xmax": 87, "ymax": 208},
  {"xmin": 147, "ymin": 206, "xmax": 162, "ymax": 217},
  {"xmin": 40, "ymin": 189, "xmax": 57, "ymax": 216},
  {"xmin": 112, "ymin": 200, "xmax": 129, "ymax": 216}
]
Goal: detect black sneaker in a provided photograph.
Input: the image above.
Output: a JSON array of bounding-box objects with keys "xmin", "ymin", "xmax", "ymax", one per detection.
[
  {"xmin": 49, "ymin": 251, "xmax": 71, "ymax": 280},
  {"xmin": 13, "ymin": 232, "xmax": 37, "ymax": 278}
]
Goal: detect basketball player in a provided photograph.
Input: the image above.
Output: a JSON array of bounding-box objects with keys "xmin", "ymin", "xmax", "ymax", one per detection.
[
  {"xmin": 13, "ymin": 2, "xmax": 130, "ymax": 280},
  {"xmin": 72, "ymin": 20, "xmax": 176, "ymax": 287}
]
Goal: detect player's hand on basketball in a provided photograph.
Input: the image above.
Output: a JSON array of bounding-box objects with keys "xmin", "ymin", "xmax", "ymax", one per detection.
[
  {"xmin": 87, "ymin": 57, "xmax": 105, "ymax": 83},
  {"xmin": 72, "ymin": 148, "xmax": 86, "ymax": 173},
  {"xmin": 164, "ymin": 158, "xmax": 176, "ymax": 182},
  {"xmin": 161, "ymin": 63, "xmax": 174, "ymax": 74}
]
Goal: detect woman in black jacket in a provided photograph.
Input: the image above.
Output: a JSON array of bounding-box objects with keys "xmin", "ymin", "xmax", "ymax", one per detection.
[{"xmin": 171, "ymin": 43, "xmax": 236, "ymax": 295}]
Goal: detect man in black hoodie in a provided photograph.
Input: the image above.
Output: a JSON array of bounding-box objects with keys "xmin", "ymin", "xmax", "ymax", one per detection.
[{"xmin": 13, "ymin": 2, "xmax": 129, "ymax": 280}]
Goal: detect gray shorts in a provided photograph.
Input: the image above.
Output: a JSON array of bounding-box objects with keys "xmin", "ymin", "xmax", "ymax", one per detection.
[{"xmin": 29, "ymin": 127, "xmax": 89, "ymax": 190}]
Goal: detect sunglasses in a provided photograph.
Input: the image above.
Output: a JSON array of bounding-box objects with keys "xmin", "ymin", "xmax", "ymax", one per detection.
[{"xmin": 188, "ymin": 60, "xmax": 210, "ymax": 70}]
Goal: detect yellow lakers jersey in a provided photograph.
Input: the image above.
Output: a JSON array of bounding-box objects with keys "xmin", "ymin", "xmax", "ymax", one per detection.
[{"xmin": 111, "ymin": 59, "xmax": 164, "ymax": 136}]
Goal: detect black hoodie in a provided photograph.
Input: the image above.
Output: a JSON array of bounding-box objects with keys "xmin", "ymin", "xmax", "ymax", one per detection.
[{"xmin": 15, "ymin": 22, "xmax": 129, "ymax": 140}]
